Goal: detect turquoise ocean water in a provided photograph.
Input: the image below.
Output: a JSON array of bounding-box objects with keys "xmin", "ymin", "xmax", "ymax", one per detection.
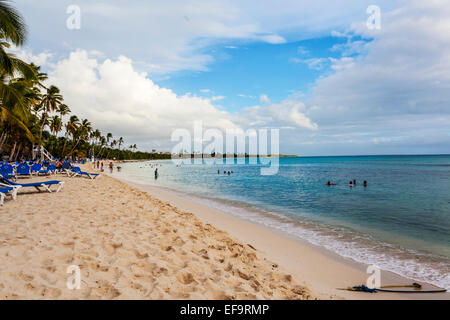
[{"xmin": 114, "ymin": 155, "xmax": 450, "ymax": 289}]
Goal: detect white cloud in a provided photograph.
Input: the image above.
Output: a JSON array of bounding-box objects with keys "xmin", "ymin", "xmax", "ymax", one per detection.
[
  {"xmin": 47, "ymin": 50, "xmax": 237, "ymax": 150},
  {"xmin": 257, "ymin": 34, "xmax": 286, "ymax": 44},
  {"xmin": 44, "ymin": 50, "xmax": 315, "ymax": 151},
  {"xmin": 291, "ymin": 57, "xmax": 329, "ymax": 70},
  {"xmin": 17, "ymin": 0, "xmax": 399, "ymax": 74},
  {"xmin": 259, "ymin": 94, "xmax": 270, "ymax": 104},
  {"xmin": 308, "ymin": 0, "xmax": 450, "ymax": 126},
  {"xmin": 200, "ymin": 89, "xmax": 211, "ymax": 93},
  {"xmin": 272, "ymin": 0, "xmax": 450, "ymax": 154},
  {"xmin": 11, "ymin": 47, "xmax": 53, "ymax": 67},
  {"xmin": 239, "ymin": 96, "xmax": 318, "ymax": 130},
  {"xmin": 237, "ymin": 94, "xmax": 256, "ymax": 99}
]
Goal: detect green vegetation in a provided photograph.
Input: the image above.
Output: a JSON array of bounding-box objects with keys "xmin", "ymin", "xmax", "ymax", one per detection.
[{"xmin": 0, "ymin": 0, "xmax": 163, "ymax": 161}]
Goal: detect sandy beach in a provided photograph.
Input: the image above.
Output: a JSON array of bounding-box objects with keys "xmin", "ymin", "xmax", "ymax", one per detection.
[
  {"xmin": 0, "ymin": 165, "xmax": 448, "ymax": 300},
  {"xmin": 0, "ymin": 169, "xmax": 313, "ymax": 300}
]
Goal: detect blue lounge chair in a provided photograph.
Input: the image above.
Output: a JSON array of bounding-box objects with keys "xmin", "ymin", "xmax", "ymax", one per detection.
[
  {"xmin": 16, "ymin": 163, "xmax": 31, "ymax": 177},
  {"xmin": 1, "ymin": 176, "xmax": 64, "ymax": 193},
  {"xmin": 47, "ymin": 164, "xmax": 57, "ymax": 174},
  {"xmin": 0, "ymin": 186, "xmax": 18, "ymax": 205},
  {"xmin": 31, "ymin": 163, "xmax": 41, "ymax": 174},
  {"xmin": 61, "ymin": 162, "xmax": 73, "ymax": 176},
  {"xmin": 31, "ymin": 163, "xmax": 50, "ymax": 176},
  {"xmin": 0, "ymin": 164, "xmax": 15, "ymax": 179},
  {"xmin": 71, "ymin": 166, "xmax": 100, "ymax": 179}
]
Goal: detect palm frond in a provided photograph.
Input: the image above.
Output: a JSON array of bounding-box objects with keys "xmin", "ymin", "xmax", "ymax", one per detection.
[{"xmin": 0, "ymin": 0, "xmax": 27, "ymax": 46}]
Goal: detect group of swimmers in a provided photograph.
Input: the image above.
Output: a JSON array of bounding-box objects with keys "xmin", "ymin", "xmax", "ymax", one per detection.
[
  {"xmin": 327, "ymin": 179, "xmax": 368, "ymax": 187},
  {"xmin": 218, "ymin": 169, "xmax": 234, "ymax": 176},
  {"xmin": 93, "ymin": 161, "xmax": 121, "ymax": 173}
]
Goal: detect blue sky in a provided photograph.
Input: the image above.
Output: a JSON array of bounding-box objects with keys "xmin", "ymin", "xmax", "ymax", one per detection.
[
  {"xmin": 13, "ymin": 0, "xmax": 450, "ymax": 155},
  {"xmin": 160, "ymin": 36, "xmax": 349, "ymax": 111}
]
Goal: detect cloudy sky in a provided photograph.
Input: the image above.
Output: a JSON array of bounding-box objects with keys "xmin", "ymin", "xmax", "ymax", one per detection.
[{"xmin": 13, "ymin": 0, "xmax": 450, "ymax": 155}]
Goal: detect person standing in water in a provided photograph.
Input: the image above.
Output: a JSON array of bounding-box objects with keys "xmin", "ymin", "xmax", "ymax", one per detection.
[
  {"xmin": 154, "ymin": 168, "xmax": 159, "ymax": 180},
  {"xmin": 363, "ymin": 180, "xmax": 368, "ymax": 187}
]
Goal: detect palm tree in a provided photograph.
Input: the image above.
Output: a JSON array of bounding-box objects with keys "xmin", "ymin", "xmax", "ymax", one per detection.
[
  {"xmin": 0, "ymin": 77, "xmax": 35, "ymax": 149},
  {"xmin": 90, "ymin": 128, "xmax": 101, "ymax": 158},
  {"xmin": 68, "ymin": 118, "xmax": 91, "ymax": 155},
  {"xmin": 0, "ymin": 0, "xmax": 27, "ymax": 46},
  {"xmin": 0, "ymin": 21, "xmax": 37, "ymax": 146},
  {"xmin": 118, "ymin": 137, "xmax": 123, "ymax": 151},
  {"xmin": 98, "ymin": 135, "xmax": 106, "ymax": 158},
  {"xmin": 58, "ymin": 104, "xmax": 70, "ymax": 120},
  {"xmin": 49, "ymin": 115, "xmax": 62, "ymax": 136},
  {"xmin": 61, "ymin": 115, "xmax": 79, "ymax": 157},
  {"xmin": 106, "ymin": 139, "xmax": 116, "ymax": 159},
  {"xmin": 38, "ymin": 85, "xmax": 63, "ymax": 144},
  {"xmin": 0, "ymin": 0, "xmax": 37, "ymax": 125},
  {"xmin": 106, "ymin": 132, "xmax": 112, "ymax": 144}
]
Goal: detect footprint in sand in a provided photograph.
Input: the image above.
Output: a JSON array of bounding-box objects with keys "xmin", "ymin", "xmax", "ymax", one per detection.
[{"xmin": 177, "ymin": 272, "xmax": 197, "ymax": 285}]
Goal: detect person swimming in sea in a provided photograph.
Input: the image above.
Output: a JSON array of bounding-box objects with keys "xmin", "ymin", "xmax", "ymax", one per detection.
[
  {"xmin": 349, "ymin": 181, "xmax": 353, "ymax": 187},
  {"xmin": 363, "ymin": 180, "xmax": 367, "ymax": 187}
]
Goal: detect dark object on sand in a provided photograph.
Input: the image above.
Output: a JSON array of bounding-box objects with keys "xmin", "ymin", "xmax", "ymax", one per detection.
[{"xmin": 337, "ymin": 283, "xmax": 446, "ymax": 293}]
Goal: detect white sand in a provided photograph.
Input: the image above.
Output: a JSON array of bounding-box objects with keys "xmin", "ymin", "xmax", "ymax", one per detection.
[{"xmin": 0, "ymin": 172, "xmax": 313, "ymax": 300}]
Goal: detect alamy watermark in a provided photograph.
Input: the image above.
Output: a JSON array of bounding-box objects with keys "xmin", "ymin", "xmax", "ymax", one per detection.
[
  {"xmin": 171, "ymin": 121, "xmax": 280, "ymax": 175},
  {"xmin": 366, "ymin": 265, "xmax": 381, "ymax": 288},
  {"xmin": 66, "ymin": 5, "xmax": 81, "ymax": 30},
  {"xmin": 66, "ymin": 265, "xmax": 81, "ymax": 290},
  {"xmin": 366, "ymin": 5, "xmax": 381, "ymax": 30}
]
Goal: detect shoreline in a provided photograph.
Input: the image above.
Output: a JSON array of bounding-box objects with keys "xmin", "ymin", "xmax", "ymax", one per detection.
[{"xmin": 109, "ymin": 172, "xmax": 449, "ymax": 300}]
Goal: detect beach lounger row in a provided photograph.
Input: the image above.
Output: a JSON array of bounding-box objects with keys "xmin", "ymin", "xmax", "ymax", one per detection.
[
  {"xmin": 0, "ymin": 162, "xmax": 97, "ymax": 179},
  {"xmin": 0, "ymin": 161, "xmax": 100, "ymax": 205}
]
